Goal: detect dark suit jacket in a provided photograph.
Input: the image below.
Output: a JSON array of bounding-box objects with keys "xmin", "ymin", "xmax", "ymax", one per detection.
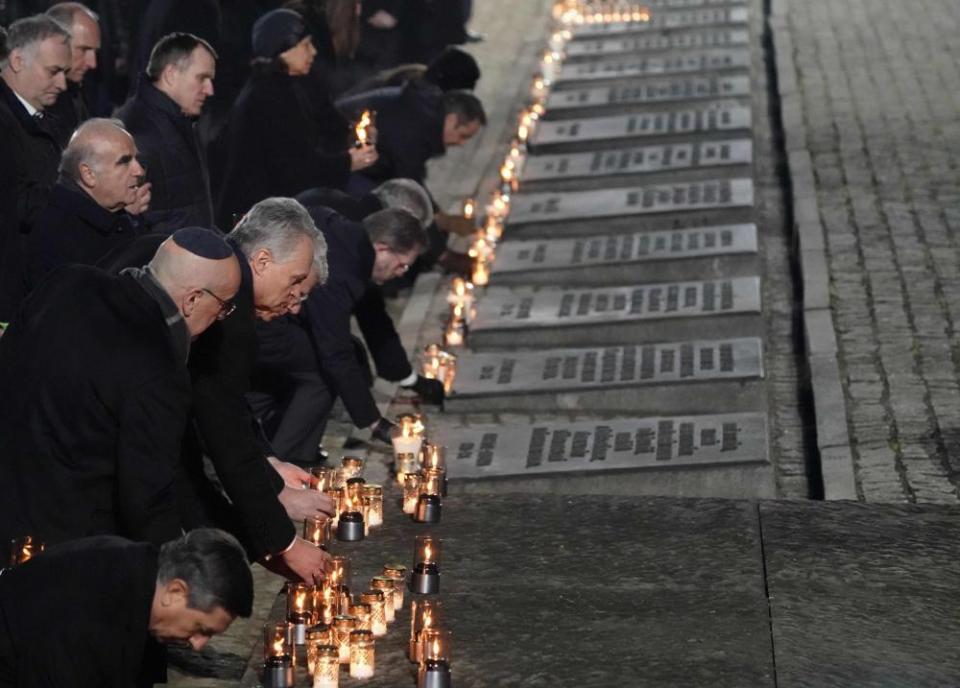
[
  {"xmin": 24, "ymin": 179, "xmax": 143, "ymax": 292},
  {"xmin": 0, "ymin": 536, "xmax": 163, "ymax": 688},
  {"xmin": 0, "ymin": 79, "xmax": 62, "ymax": 320},
  {"xmin": 0, "ymin": 266, "xmax": 189, "ymax": 549},
  {"xmin": 359, "ymin": 78, "xmax": 445, "ymax": 186},
  {"xmin": 45, "ymin": 80, "xmax": 90, "ymax": 148},
  {"xmin": 96, "ymin": 235, "xmax": 294, "ymax": 560},
  {"xmin": 301, "ymin": 205, "xmax": 412, "ymax": 428},
  {"xmin": 117, "ymin": 81, "xmax": 215, "ymax": 234},
  {"xmin": 215, "ymin": 69, "xmax": 352, "ymax": 229}
]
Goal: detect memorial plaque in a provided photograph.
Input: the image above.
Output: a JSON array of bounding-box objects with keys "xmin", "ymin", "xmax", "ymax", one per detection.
[
  {"xmin": 450, "ymin": 338, "xmax": 762, "ymax": 397},
  {"xmin": 564, "ymin": 28, "xmax": 750, "ymax": 58},
  {"xmin": 546, "ymin": 75, "xmax": 751, "ymax": 110},
  {"xmin": 570, "ymin": 7, "xmax": 750, "ymax": 38},
  {"xmin": 521, "ymin": 139, "xmax": 752, "ymax": 182},
  {"xmin": 470, "ymin": 276, "xmax": 761, "ymax": 331},
  {"xmin": 556, "ymin": 49, "xmax": 750, "ymax": 83},
  {"xmin": 531, "ymin": 105, "xmax": 751, "ymax": 146},
  {"xmin": 507, "ymin": 178, "xmax": 753, "ymax": 224},
  {"xmin": 432, "ymin": 413, "xmax": 768, "ymax": 479},
  {"xmin": 490, "ymin": 223, "xmax": 757, "ymax": 274}
]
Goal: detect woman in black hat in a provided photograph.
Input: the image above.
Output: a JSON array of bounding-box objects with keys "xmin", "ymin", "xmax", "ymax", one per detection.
[{"xmin": 214, "ymin": 8, "xmax": 377, "ymax": 229}]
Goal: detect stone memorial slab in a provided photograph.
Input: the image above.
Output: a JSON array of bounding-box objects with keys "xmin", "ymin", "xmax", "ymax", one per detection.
[
  {"xmin": 431, "ymin": 413, "xmax": 768, "ymax": 479},
  {"xmin": 570, "ymin": 7, "xmax": 750, "ymax": 38},
  {"xmin": 546, "ymin": 75, "xmax": 751, "ymax": 110},
  {"xmin": 470, "ymin": 276, "xmax": 761, "ymax": 331},
  {"xmin": 507, "ymin": 178, "xmax": 753, "ymax": 224},
  {"xmin": 450, "ymin": 338, "xmax": 763, "ymax": 397},
  {"xmin": 556, "ymin": 49, "xmax": 751, "ymax": 83},
  {"xmin": 564, "ymin": 28, "xmax": 750, "ymax": 58},
  {"xmin": 520, "ymin": 139, "xmax": 752, "ymax": 182},
  {"xmin": 490, "ymin": 223, "xmax": 757, "ymax": 274},
  {"xmin": 531, "ymin": 104, "xmax": 751, "ymax": 146}
]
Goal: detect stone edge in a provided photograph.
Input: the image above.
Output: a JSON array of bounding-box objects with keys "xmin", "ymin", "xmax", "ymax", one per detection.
[{"xmin": 768, "ymin": 6, "xmax": 858, "ymax": 500}]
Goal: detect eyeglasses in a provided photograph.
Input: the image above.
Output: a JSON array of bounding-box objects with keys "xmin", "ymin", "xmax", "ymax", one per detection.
[{"xmin": 202, "ymin": 288, "xmax": 236, "ymax": 320}]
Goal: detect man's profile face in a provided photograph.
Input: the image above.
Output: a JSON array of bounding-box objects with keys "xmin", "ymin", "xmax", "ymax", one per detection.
[
  {"xmin": 8, "ymin": 36, "xmax": 70, "ymax": 110},
  {"xmin": 86, "ymin": 130, "xmax": 144, "ymax": 211},
  {"xmin": 67, "ymin": 14, "xmax": 101, "ymax": 83},
  {"xmin": 371, "ymin": 243, "xmax": 418, "ymax": 285},
  {"xmin": 163, "ymin": 46, "xmax": 216, "ymax": 117},
  {"xmin": 442, "ymin": 115, "xmax": 481, "ymax": 147},
  {"xmin": 149, "ymin": 582, "xmax": 234, "ymax": 651},
  {"xmin": 251, "ymin": 235, "xmax": 315, "ymax": 321}
]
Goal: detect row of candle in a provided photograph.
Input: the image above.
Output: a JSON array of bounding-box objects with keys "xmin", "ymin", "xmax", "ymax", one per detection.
[
  {"xmin": 552, "ymin": 0, "xmax": 653, "ymax": 25},
  {"xmin": 420, "ymin": 344, "xmax": 457, "ymax": 394}
]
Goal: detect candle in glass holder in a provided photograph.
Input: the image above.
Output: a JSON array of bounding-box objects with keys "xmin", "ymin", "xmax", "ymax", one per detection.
[
  {"xmin": 360, "ymin": 590, "xmax": 388, "ymax": 637},
  {"xmin": 396, "ymin": 453, "xmax": 420, "ymax": 486},
  {"xmin": 413, "ymin": 493, "xmax": 441, "ymax": 524},
  {"xmin": 341, "ymin": 456, "xmax": 365, "ymax": 480},
  {"xmin": 310, "ymin": 644, "xmax": 339, "ymax": 688},
  {"xmin": 326, "ymin": 555, "xmax": 351, "ymax": 603},
  {"xmin": 336, "ymin": 489, "xmax": 364, "ymax": 542},
  {"xmin": 303, "ymin": 515, "xmax": 331, "ymax": 550},
  {"xmin": 485, "ymin": 216, "xmax": 503, "ymax": 242},
  {"xmin": 8, "ymin": 535, "xmax": 44, "ymax": 568},
  {"xmin": 382, "ymin": 563, "xmax": 407, "ymax": 610},
  {"xmin": 392, "ymin": 425, "xmax": 423, "ymax": 461},
  {"xmin": 403, "ymin": 472, "xmax": 423, "ymax": 514},
  {"xmin": 417, "ymin": 629, "xmax": 452, "ymax": 688},
  {"xmin": 306, "ymin": 626, "xmax": 333, "ymax": 673},
  {"xmin": 411, "ymin": 535, "xmax": 441, "ymax": 594},
  {"xmin": 370, "ymin": 577, "xmax": 396, "ymax": 622},
  {"xmin": 262, "ymin": 622, "xmax": 294, "ymax": 688},
  {"xmin": 446, "ymin": 276, "xmax": 475, "ymax": 311},
  {"xmin": 361, "ymin": 484, "xmax": 383, "ymax": 527},
  {"xmin": 348, "ymin": 601, "xmax": 372, "ymax": 632},
  {"xmin": 409, "ymin": 599, "xmax": 443, "ymax": 663},
  {"xmin": 332, "ymin": 615, "xmax": 357, "ymax": 664},
  {"xmin": 462, "ymin": 197, "xmax": 475, "ymax": 222},
  {"xmin": 309, "ymin": 466, "xmax": 336, "ymax": 492},
  {"xmin": 313, "ymin": 582, "xmax": 338, "ymax": 625},
  {"xmin": 471, "ymin": 258, "xmax": 490, "ymax": 287},
  {"xmin": 423, "ymin": 466, "xmax": 447, "ymax": 499},
  {"xmin": 349, "ymin": 630, "xmax": 375, "ymax": 679},
  {"xmin": 287, "ymin": 582, "xmax": 312, "ymax": 644},
  {"xmin": 444, "ymin": 320, "xmax": 465, "ymax": 348},
  {"xmin": 353, "ymin": 109, "xmax": 374, "ymax": 147}
]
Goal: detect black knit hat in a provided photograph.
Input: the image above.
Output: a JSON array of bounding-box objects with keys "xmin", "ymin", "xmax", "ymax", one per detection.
[
  {"xmin": 171, "ymin": 227, "xmax": 233, "ymax": 260},
  {"xmin": 251, "ymin": 9, "xmax": 308, "ymax": 59}
]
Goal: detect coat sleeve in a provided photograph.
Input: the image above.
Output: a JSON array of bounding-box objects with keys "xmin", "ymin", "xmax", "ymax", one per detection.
[
  {"xmin": 354, "ymin": 286, "xmax": 413, "ymax": 381},
  {"xmin": 304, "ymin": 280, "xmax": 382, "ymax": 428},
  {"xmin": 115, "ymin": 373, "xmax": 190, "ymax": 546},
  {"xmin": 189, "ymin": 317, "xmax": 295, "ymax": 559}
]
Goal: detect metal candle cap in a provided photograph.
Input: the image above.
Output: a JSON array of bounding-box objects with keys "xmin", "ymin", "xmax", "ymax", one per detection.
[
  {"xmin": 336, "ymin": 511, "xmax": 365, "ymax": 542},
  {"xmin": 414, "ymin": 494, "xmax": 441, "ymax": 524}
]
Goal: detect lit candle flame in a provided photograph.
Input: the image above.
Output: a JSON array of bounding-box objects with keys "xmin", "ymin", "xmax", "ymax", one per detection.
[
  {"xmin": 355, "ymin": 109, "xmax": 372, "ymax": 145},
  {"xmin": 295, "ymin": 590, "xmax": 307, "ymax": 612},
  {"xmin": 424, "ymin": 542, "xmax": 432, "ymax": 562},
  {"xmin": 432, "ymin": 638, "xmax": 440, "ymax": 657},
  {"xmin": 463, "ymin": 198, "xmax": 475, "ymax": 220},
  {"xmin": 272, "ymin": 637, "xmax": 284, "ymax": 656}
]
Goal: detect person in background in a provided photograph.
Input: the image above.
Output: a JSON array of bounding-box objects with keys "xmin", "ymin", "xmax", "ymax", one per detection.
[
  {"xmin": 118, "ymin": 32, "xmax": 217, "ymax": 234},
  {"xmin": 0, "ymin": 529, "xmax": 254, "ymax": 688},
  {"xmin": 44, "ymin": 2, "xmax": 100, "ymax": 146},
  {"xmin": 24, "ymin": 118, "xmax": 151, "ymax": 290}
]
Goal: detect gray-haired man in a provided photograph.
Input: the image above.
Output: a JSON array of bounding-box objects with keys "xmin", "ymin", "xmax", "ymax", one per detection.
[{"xmin": 45, "ymin": 2, "xmax": 101, "ymax": 146}]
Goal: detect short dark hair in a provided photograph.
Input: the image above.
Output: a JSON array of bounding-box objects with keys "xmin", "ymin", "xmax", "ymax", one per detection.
[
  {"xmin": 364, "ymin": 207, "xmax": 428, "ymax": 254},
  {"xmin": 146, "ymin": 32, "xmax": 217, "ymax": 82},
  {"xmin": 442, "ymin": 90, "xmax": 486, "ymax": 127},
  {"xmin": 157, "ymin": 529, "xmax": 254, "ymax": 618}
]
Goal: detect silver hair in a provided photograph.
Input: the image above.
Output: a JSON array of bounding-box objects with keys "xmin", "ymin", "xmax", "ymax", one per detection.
[
  {"xmin": 46, "ymin": 2, "xmax": 100, "ymax": 27},
  {"xmin": 58, "ymin": 117, "xmax": 126, "ymax": 181},
  {"xmin": 229, "ymin": 197, "xmax": 327, "ymax": 283},
  {"xmin": 371, "ymin": 178, "xmax": 434, "ymax": 228},
  {"xmin": 1, "ymin": 14, "xmax": 71, "ymax": 69}
]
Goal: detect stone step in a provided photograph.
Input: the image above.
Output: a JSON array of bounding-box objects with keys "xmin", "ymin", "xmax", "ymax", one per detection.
[
  {"xmin": 555, "ymin": 48, "xmax": 751, "ymax": 84},
  {"xmin": 563, "ymin": 27, "xmax": 750, "ymax": 60},
  {"xmin": 569, "ymin": 7, "xmax": 750, "ymax": 40},
  {"xmin": 544, "ymin": 75, "xmax": 752, "ymax": 115}
]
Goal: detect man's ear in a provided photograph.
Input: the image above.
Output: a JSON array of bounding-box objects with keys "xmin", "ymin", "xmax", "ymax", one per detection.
[
  {"xmin": 181, "ymin": 288, "xmax": 202, "ymax": 318},
  {"xmin": 8, "ymin": 47, "xmax": 25, "ymax": 74},
  {"xmin": 161, "ymin": 578, "xmax": 189, "ymax": 607},
  {"xmin": 250, "ymin": 248, "xmax": 272, "ymax": 275},
  {"xmin": 78, "ymin": 163, "xmax": 97, "ymax": 189}
]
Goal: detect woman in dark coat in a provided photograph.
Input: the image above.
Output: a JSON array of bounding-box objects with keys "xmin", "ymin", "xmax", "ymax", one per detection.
[{"xmin": 214, "ymin": 8, "xmax": 377, "ymax": 228}]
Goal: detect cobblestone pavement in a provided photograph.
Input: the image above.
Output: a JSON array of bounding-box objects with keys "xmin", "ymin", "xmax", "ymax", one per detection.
[{"xmin": 782, "ymin": 0, "xmax": 960, "ymax": 503}]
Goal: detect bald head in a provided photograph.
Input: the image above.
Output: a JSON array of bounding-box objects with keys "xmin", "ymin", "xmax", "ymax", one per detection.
[
  {"xmin": 47, "ymin": 3, "xmax": 100, "ymax": 82},
  {"xmin": 61, "ymin": 118, "xmax": 144, "ymax": 211},
  {"xmin": 149, "ymin": 228, "xmax": 242, "ymax": 338}
]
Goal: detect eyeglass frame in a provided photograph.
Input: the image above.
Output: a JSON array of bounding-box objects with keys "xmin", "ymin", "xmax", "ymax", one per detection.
[{"xmin": 201, "ymin": 288, "xmax": 237, "ymax": 320}]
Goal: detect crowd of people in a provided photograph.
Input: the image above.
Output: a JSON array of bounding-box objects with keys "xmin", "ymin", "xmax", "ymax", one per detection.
[{"xmin": 0, "ymin": 2, "xmax": 487, "ymax": 685}]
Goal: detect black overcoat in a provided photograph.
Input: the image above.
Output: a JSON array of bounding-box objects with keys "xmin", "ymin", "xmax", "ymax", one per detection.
[
  {"xmin": 0, "ymin": 536, "xmax": 163, "ymax": 688},
  {"xmin": 0, "ymin": 265, "xmax": 189, "ymax": 549}
]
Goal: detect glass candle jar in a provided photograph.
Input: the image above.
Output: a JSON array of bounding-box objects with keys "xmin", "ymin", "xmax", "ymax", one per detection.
[
  {"xmin": 313, "ymin": 583, "xmax": 337, "ymax": 625},
  {"xmin": 411, "ymin": 536, "xmax": 441, "ymax": 595},
  {"xmin": 287, "ymin": 583, "xmax": 312, "ymax": 644},
  {"xmin": 370, "ymin": 577, "xmax": 396, "ymax": 622},
  {"xmin": 305, "ymin": 627, "xmax": 333, "ymax": 674},
  {"xmin": 309, "ymin": 466, "xmax": 336, "ymax": 492},
  {"xmin": 422, "ymin": 444, "xmax": 446, "ymax": 471},
  {"xmin": 326, "ymin": 555, "xmax": 351, "ymax": 601},
  {"xmin": 397, "ymin": 454, "xmax": 421, "ymax": 486},
  {"xmin": 361, "ymin": 484, "xmax": 383, "ymax": 527},
  {"xmin": 360, "ymin": 590, "xmax": 387, "ymax": 637},
  {"xmin": 332, "ymin": 615, "xmax": 356, "ymax": 664},
  {"xmin": 403, "ymin": 472, "xmax": 423, "ymax": 514},
  {"xmin": 409, "ymin": 599, "xmax": 444, "ymax": 663},
  {"xmin": 349, "ymin": 630, "xmax": 375, "ymax": 679},
  {"xmin": 310, "ymin": 645, "xmax": 339, "ymax": 688},
  {"xmin": 303, "ymin": 515, "xmax": 331, "ymax": 550},
  {"xmin": 263, "ymin": 621, "xmax": 293, "ymax": 664},
  {"xmin": 340, "ymin": 456, "xmax": 365, "ymax": 480},
  {"xmin": 348, "ymin": 601, "xmax": 372, "ymax": 632},
  {"xmin": 382, "ymin": 564, "xmax": 406, "ymax": 610}
]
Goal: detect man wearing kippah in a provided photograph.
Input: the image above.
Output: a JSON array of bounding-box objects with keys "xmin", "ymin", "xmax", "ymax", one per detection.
[{"xmin": 0, "ymin": 227, "xmax": 241, "ymax": 550}]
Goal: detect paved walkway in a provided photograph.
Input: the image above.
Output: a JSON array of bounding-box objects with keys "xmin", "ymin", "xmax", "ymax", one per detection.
[{"xmin": 777, "ymin": 0, "xmax": 960, "ymax": 503}]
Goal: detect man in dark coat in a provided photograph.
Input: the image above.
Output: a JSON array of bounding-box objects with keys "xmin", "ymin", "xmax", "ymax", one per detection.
[
  {"xmin": 118, "ymin": 32, "xmax": 217, "ymax": 234},
  {"xmin": 0, "ymin": 228, "xmax": 241, "ymax": 550},
  {"xmin": 44, "ymin": 3, "xmax": 100, "ymax": 146},
  {"xmin": 24, "ymin": 118, "xmax": 150, "ymax": 292},
  {"xmin": 0, "ymin": 529, "xmax": 254, "ymax": 688},
  {"xmin": 0, "ymin": 15, "xmax": 71, "ymax": 321}
]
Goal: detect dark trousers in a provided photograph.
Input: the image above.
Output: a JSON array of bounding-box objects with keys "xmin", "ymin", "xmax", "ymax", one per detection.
[{"xmin": 247, "ymin": 372, "xmax": 334, "ymax": 465}]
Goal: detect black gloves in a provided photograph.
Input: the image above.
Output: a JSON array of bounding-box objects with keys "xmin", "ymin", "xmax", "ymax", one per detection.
[
  {"xmin": 404, "ymin": 375, "xmax": 446, "ymax": 406},
  {"xmin": 371, "ymin": 417, "xmax": 396, "ymax": 445}
]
